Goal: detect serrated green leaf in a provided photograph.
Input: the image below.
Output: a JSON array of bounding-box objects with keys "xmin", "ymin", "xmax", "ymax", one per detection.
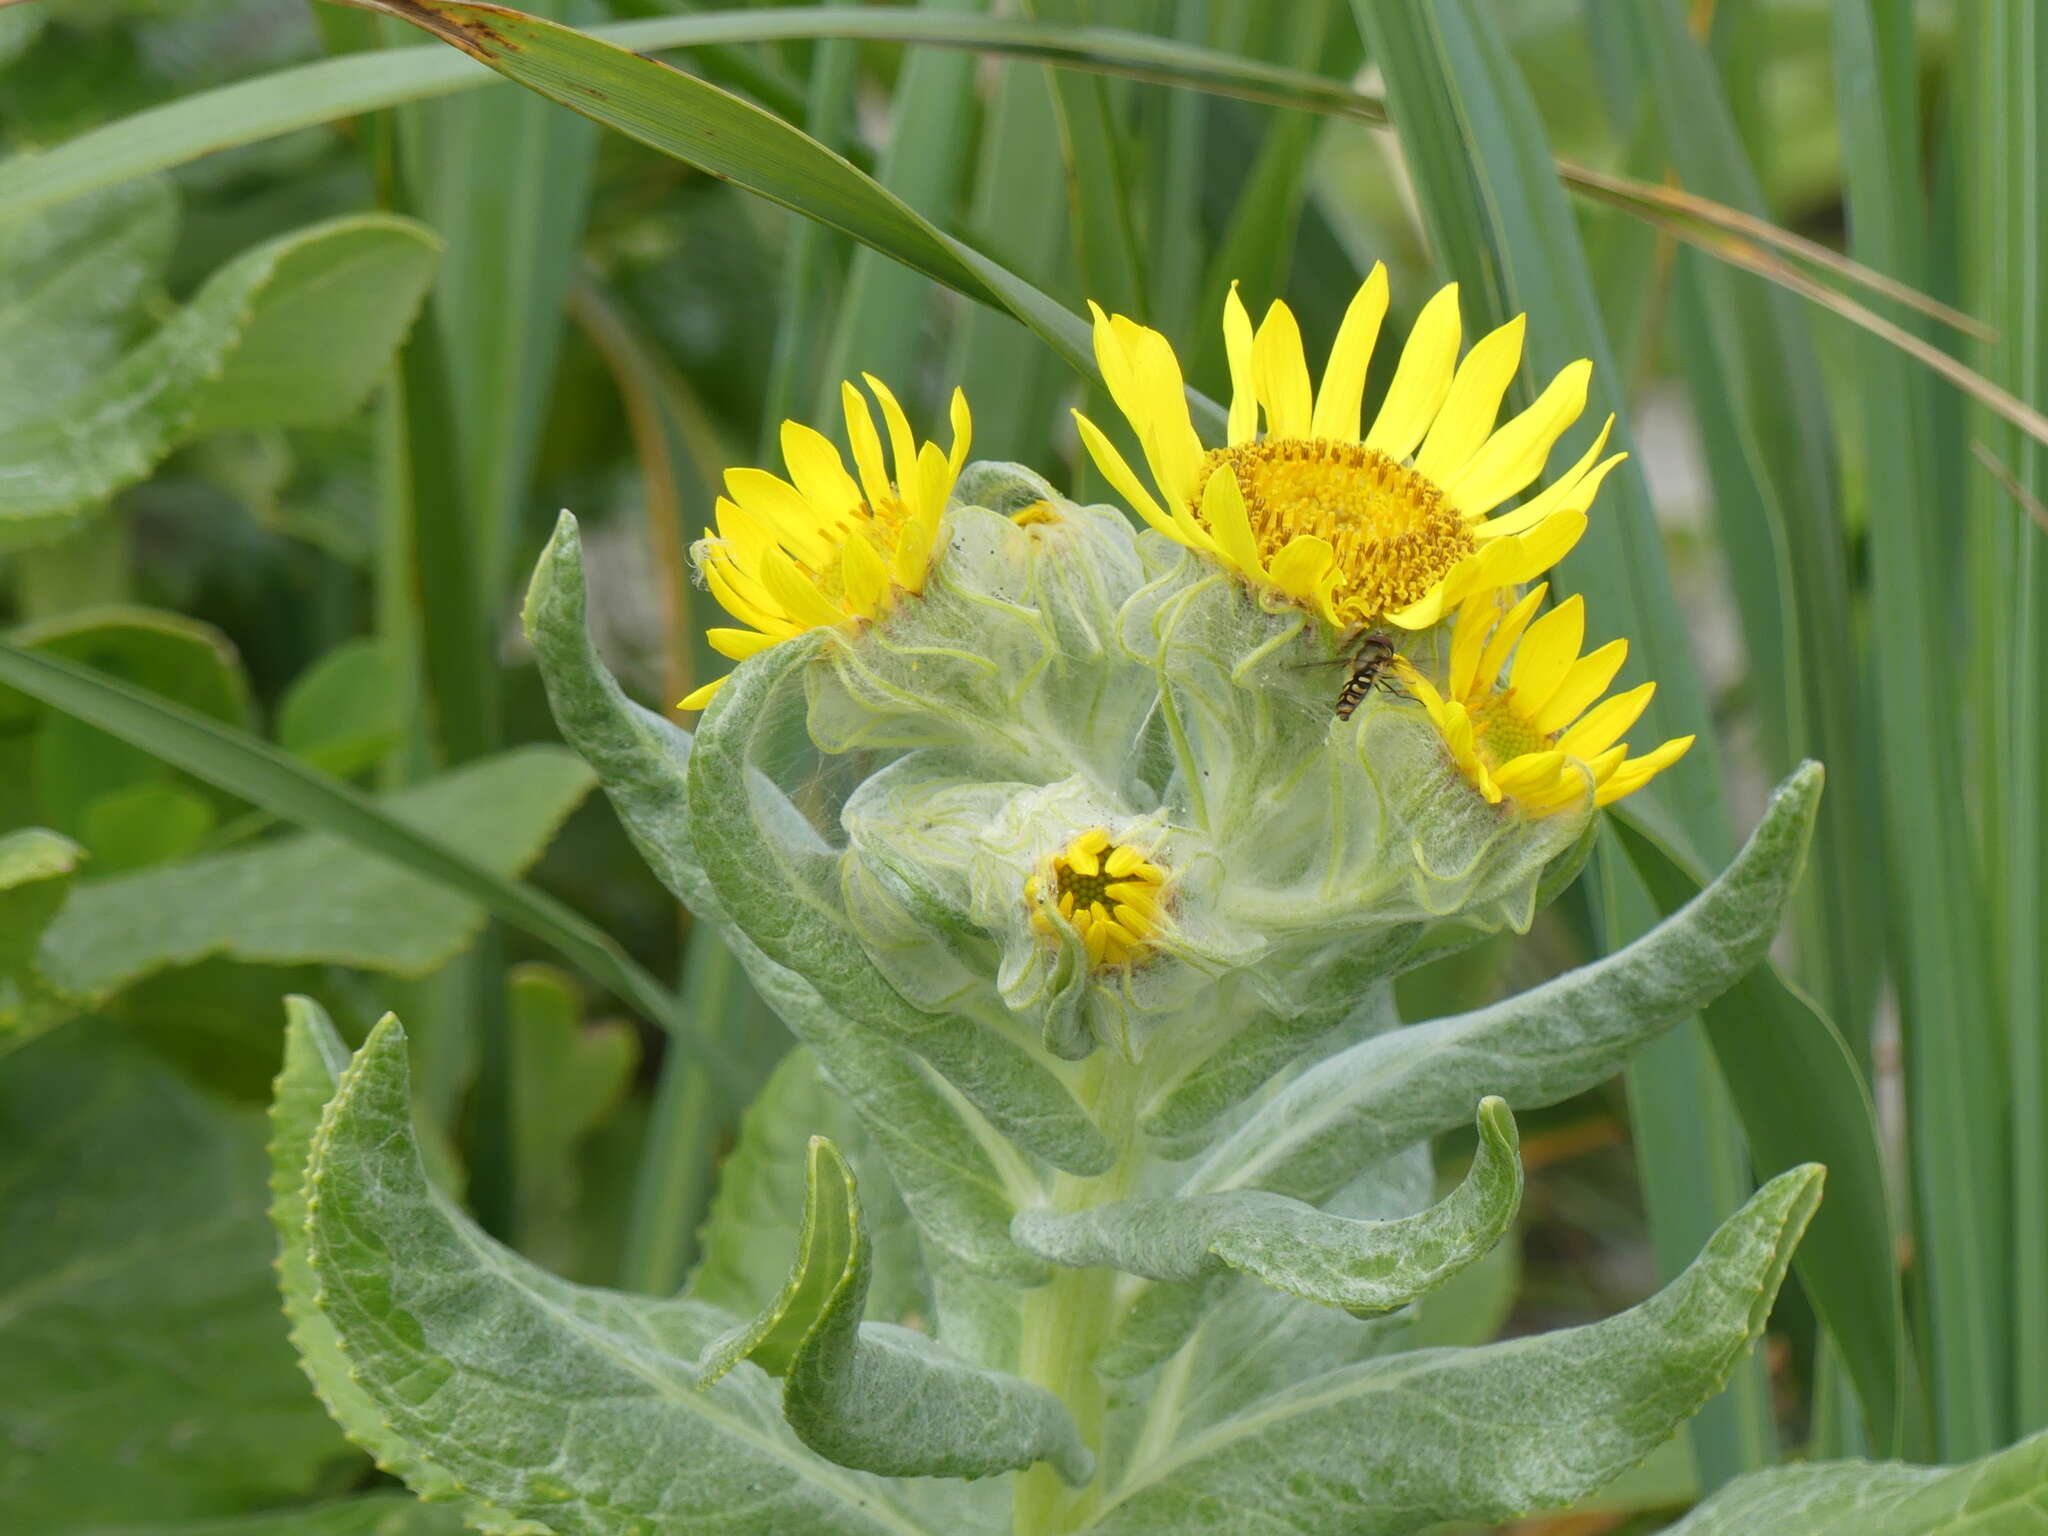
[
  {"xmin": 0, "ymin": 827, "xmax": 83, "ymax": 1048},
  {"xmin": 0, "ymin": 203, "xmax": 439, "ymax": 546},
  {"xmin": 1665, "ymin": 1426, "xmax": 2048, "ymax": 1535},
  {"xmin": 1188, "ymin": 763, "xmax": 1821, "ymax": 1202},
  {"xmin": 1087, "ymin": 1164, "xmax": 1823, "ymax": 1534},
  {"xmin": 689, "ymin": 631, "xmax": 1111, "ymax": 1178},
  {"xmin": 523, "ymin": 513, "xmax": 1040, "ymax": 1284},
  {"xmin": 296, "ymin": 1014, "xmax": 953, "ymax": 1535},
  {"xmin": 703, "ymin": 1136, "xmax": 1092, "ymax": 1487},
  {"xmin": 41, "ymin": 747, "xmax": 594, "ymax": 1000},
  {"xmin": 1016, "ymin": 1099, "xmax": 1519, "ymax": 1318},
  {"xmin": 270, "ymin": 997, "xmax": 547, "ymax": 1536},
  {"xmin": 688, "ymin": 1045, "xmax": 929, "ymax": 1333},
  {"xmin": 0, "ymin": 1024, "xmax": 344, "ymax": 1534}
]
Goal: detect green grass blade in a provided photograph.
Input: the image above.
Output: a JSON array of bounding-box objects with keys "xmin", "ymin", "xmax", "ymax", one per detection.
[
  {"xmin": 399, "ymin": 0, "xmax": 602, "ymax": 608},
  {"xmin": 758, "ymin": 36, "xmax": 857, "ymax": 458},
  {"xmin": 1036, "ymin": 0, "xmax": 1150, "ymax": 320},
  {"xmin": 817, "ymin": 0, "xmax": 983, "ymax": 412},
  {"xmin": 0, "ymin": 640, "xmax": 747, "ymax": 1096},
  {"xmin": 1612, "ymin": 798, "xmax": 1913, "ymax": 1456},
  {"xmin": 1614, "ymin": 5, "xmax": 1879, "ymax": 1050},
  {"xmin": 1834, "ymin": 0, "xmax": 2008, "ymax": 1458},
  {"xmin": 941, "ymin": 59, "xmax": 1072, "ymax": 466},
  {"xmin": 1949, "ymin": 0, "xmax": 2048, "ymax": 1449}
]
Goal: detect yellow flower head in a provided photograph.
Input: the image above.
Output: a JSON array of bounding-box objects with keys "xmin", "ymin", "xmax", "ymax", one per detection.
[
  {"xmin": 680, "ymin": 375, "xmax": 971, "ymax": 709},
  {"xmin": 1075, "ymin": 266, "xmax": 1625, "ymax": 633},
  {"xmin": 1025, "ymin": 827, "xmax": 1168, "ymax": 969},
  {"xmin": 1405, "ymin": 584, "xmax": 1694, "ymax": 814}
]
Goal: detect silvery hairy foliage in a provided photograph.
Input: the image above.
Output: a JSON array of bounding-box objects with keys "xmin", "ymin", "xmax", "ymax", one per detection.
[{"xmin": 273, "ymin": 468, "xmax": 1828, "ymax": 1536}]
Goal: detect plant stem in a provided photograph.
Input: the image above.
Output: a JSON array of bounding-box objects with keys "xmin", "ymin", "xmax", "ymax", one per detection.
[{"xmin": 1012, "ymin": 1057, "xmax": 1142, "ymax": 1536}]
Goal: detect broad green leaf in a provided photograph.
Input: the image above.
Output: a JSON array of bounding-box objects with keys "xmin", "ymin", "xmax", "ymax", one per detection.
[
  {"xmin": 297, "ymin": 1014, "xmax": 953, "ymax": 1535},
  {"xmin": 1611, "ymin": 798, "xmax": 1908, "ymax": 1462},
  {"xmin": 6, "ymin": 605, "xmax": 255, "ymax": 835},
  {"xmin": 72, "ymin": 1496, "xmax": 471, "ymax": 1536},
  {"xmin": 0, "ymin": 1023, "xmax": 344, "ymax": 1534},
  {"xmin": 1187, "ymin": 763, "xmax": 1821, "ymax": 1202},
  {"xmin": 77, "ymin": 781, "xmax": 215, "ymax": 873},
  {"xmin": 40, "ymin": 747, "xmax": 595, "ymax": 1000},
  {"xmin": 523, "ymin": 512, "xmax": 1038, "ymax": 1283},
  {"xmin": 1665, "ymin": 1427, "xmax": 2048, "ymax": 1535},
  {"xmin": 0, "ymin": 174, "xmax": 175, "ymax": 424},
  {"xmin": 505, "ymin": 964, "xmax": 638, "ymax": 1273},
  {"xmin": 0, "ymin": 635, "xmax": 721, "ymax": 1082},
  {"xmin": 270, "ymin": 998, "xmax": 544, "ymax": 1536},
  {"xmin": 1086, "ymin": 1165, "xmax": 1824, "ymax": 1534},
  {"xmin": 702, "ymin": 1137, "xmax": 1092, "ymax": 1486},
  {"xmin": 0, "ymin": 204, "xmax": 440, "ymax": 546},
  {"xmin": 276, "ymin": 638, "xmax": 400, "ymax": 779},
  {"xmin": 1016, "ymin": 1099, "xmax": 1519, "ymax": 1317},
  {"xmin": 689, "ymin": 632, "xmax": 1112, "ymax": 1176},
  {"xmin": 689, "ymin": 1044, "xmax": 930, "ymax": 1333},
  {"xmin": 0, "ymin": 827, "xmax": 83, "ymax": 1047}
]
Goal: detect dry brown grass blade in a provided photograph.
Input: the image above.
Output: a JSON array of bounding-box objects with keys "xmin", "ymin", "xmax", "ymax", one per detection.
[
  {"xmin": 1560, "ymin": 158, "xmax": 1996, "ymax": 342},
  {"xmin": 1971, "ymin": 442, "xmax": 2048, "ymax": 537}
]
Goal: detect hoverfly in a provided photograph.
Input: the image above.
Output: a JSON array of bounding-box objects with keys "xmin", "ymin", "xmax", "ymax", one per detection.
[{"xmin": 1332, "ymin": 629, "xmax": 1409, "ymax": 721}]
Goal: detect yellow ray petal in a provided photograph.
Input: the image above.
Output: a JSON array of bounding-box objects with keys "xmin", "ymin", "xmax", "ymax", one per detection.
[
  {"xmin": 1476, "ymin": 584, "xmax": 1549, "ymax": 692},
  {"xmin": 839, "ymin": 527, "xmax": 890, "ymax": 616},
  {"xmin": 1594, "ymin": 735, "xmax": 1695, "ymax": 806},
  {"xmin": 703, "ymin": 552, "xmax": 788, "ymax": 635},
  {"xmin": 679, "ymin": 676, "xmax": 726, "ymax": 710},
  {"xmin": 1365, "ymin": 282, "xmax": 1461, "ymax": 460},
  {"xmin": 758, "ymin": 544, "xmax": 849, "ymax": 631},
  {"xmin": 1531, "ymin": 637, "xmax": 1628, "ymax": 736},
  {"xmin": 1074, "ymin": 411, "xmax": 1184, "ymax": 543},
  {"xmin": 1492, "ymin": 509, "xmax": 1589, "ymax": 586},
  {"xmin": 724, "ymin": 467, "xmax": 838, "ymax": 567},
  {"xmin": 1252, "ymin": 298, "xmax": 1314, "ymax": 439},
  {"xmin": 1267, "ymin": 535, "xmax": 1337, "ymax": 611},
  {"xmin": 1090, "ymin": 301, "xmax": 1142, "ymax": 420},
  {"xmin": 1471, "ymin": 416, "xmax": 1617, "ymax": 540},
  {"xmin": 841, "ymin": 380, "xmax": 893, "ymax": 511},
  {"xmin": 1415, "ymin": 313, "xmax": 1526, "ymax": 483},
  {"xmin": 1200, "ymin": 465, "xmax": 1266, "ymax": 580},
  {"xmin": 1310, "ymin": 263, "xmax": 1390, "ymax": 442},
  {"xmin": 1492, "ymin": 749, "xmax": 1567, "ymax": 794},
  {"xmin": 712, "ymin": 495, "xmax": 776, "ymax": 567},
  {"xmin": 946, "ymin": 386, "xmax": 972, "ymax": 476},
  {"xmin": 1131, "ymin": 325, "xmax": 1206, "ymax": 505},
  {"xmin": 1224, "ymin": 281, "xmax": 1258, "ymax": 446},
  {"xmin": 1509, "ymin": 593, "xmax": 1585, "ymax": 713},
  {"xmin": 1104, "ymin": 844, "xmax": 1144, "ymax": 877},
  {"xmin": 706, "ymin": 626, "xmax": 780, "ymax": 661},
  {"xmin": 1558, "ymin": 680, "xmax": 1656, "ymax": 760},
  {"xmin": 1447, "ymin": 587, "xmax": 1499, "ymax": 698},
  {"xmin": 1444, "ymin": 359, "xmax": 1593, "ymax": 515},
  {"xmin": 862, "ymin": 373, "xmax": 919, "ymax": 490},
  {"xmin": 780, "ymin": 419, "xmax": 863, "ymax": 517}
]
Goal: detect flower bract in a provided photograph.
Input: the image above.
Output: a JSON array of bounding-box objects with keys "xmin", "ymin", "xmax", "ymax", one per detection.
[
  {"xmin": 1075, "ymin": 267, "xmax": 1625, "ymax": 632},
  {"xmin": 1405, "ymin": 584, "xmax": 1695, "ymax": 812},
  {"xmin": 680, "ymin": 375, "xmax": 970, "ymax": 708}
]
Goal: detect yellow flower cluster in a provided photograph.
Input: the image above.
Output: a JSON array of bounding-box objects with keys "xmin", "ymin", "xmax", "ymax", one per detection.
[{"xmin": 679, "ymin": 271, "xmax": 1695, "ymax": 871}]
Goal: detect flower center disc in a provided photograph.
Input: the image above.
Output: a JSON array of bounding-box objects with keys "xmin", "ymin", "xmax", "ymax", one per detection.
[
  {"xmin": 1471, "ymin": 693, "xmax": 1551, "ymax": 763},
  {"xmin": 1202, "ymin": 438, "xmax": 1476, "ymax": 620}
]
